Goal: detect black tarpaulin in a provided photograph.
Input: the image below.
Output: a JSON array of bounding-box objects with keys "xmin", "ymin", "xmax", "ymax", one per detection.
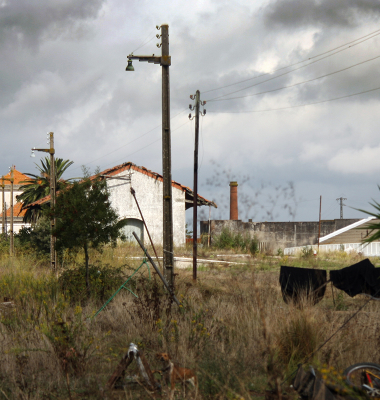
[
  {"xmin": 280, "ymin": 266, "xmax": 327, "ymax": 305},
  {"xmin": 330, "ymin": 258, "xmax": 380, "ymax": 298},
  {"xmin": 293, "ymin": 366, "xmax": 358, "ymax": 400}
]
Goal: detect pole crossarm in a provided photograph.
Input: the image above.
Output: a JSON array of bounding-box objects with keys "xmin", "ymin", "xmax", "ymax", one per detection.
[
  {"xmin": 127, "ymin": 54, "xmax": 171, "ymax": 66},
  {"xmin": 32, "ymin": 148, "xmax": 55, "ymax": 155}
]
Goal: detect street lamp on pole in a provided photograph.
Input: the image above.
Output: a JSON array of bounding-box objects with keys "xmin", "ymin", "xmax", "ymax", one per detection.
[
  {"xmin": 2, "ymin": 168, "xmax": 14, "ymax": 256},
  {"xmin": 31, "ymin": 132, "xmax": 56, "ymax": 270},
  {"xmin": 1, "ymin": 176, "xmax": 5, "ymax": 235},
  {"xmin": 126, "ymin": 24, "xmax": 174, "ymax": 288}
]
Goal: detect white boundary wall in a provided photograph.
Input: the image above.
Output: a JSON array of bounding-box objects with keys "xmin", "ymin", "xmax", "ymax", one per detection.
[{"xmin": 284, "ymin": 242, "xmax": 380, "ymax": 257}]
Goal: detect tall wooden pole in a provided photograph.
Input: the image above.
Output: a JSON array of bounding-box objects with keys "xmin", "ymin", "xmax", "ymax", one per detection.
[
  {"xmin": 192, "ymin": 90, "xmax": 200, "ymax": 281},
  {"xmin": 318, "ymin": 195, "xmax": 322, "ymax": 253},
  {"xmin": 161, "ymin": 24, "xmax": 174, "ymax": 288},
  {"xmin": 127, "ymin": 24, "xmax": 173, "ymax": 288},
  {"xmin": 49, "ymin": 132, "xmax": 56, "ymax": 270},
  {"xmin": 1, "ymin": 177, "xmax": 4, "ymax": 235},
  {"xmin": 10, "ymin": 167, "xmax": 14, "ymax": 256}
]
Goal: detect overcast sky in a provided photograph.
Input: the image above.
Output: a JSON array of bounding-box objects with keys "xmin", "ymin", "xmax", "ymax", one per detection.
[{"xmin": 1, "ymin": 0, "xmax": 380, "ymax": 223}]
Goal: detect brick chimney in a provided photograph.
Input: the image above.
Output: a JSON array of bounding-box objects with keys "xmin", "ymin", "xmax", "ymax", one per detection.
[{"xmin": 229, "ymin": 181, "xmax": 238, "ymax": 220}]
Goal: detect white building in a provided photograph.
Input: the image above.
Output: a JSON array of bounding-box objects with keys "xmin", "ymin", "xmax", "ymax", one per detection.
[
  {"xmin": 284, "ymin": 217, "xmax": 380, "ymax": 256},
  {"xmin": 0, "ymin": 168, "xmax": 30, "ymax": 234},
  {"xmin": 99, "ymin": 162, "xmax": 216, "ymax": 247}
]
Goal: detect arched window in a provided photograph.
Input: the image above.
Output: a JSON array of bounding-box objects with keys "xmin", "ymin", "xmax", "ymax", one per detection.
[{"xmin": 121, "ymin": 218, "xmax": 144, "ymax": 243}]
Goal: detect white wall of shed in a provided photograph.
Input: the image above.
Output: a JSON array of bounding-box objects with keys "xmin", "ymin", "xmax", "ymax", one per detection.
[{"xmin": 107, "ymin": 170, "xmax": 186, "ymax": 247}]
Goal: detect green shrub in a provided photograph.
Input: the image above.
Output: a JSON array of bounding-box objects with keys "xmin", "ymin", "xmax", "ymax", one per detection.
[
  {"xmin": 15, "ymin": 217, "xmax": 51, "ymax": 255},
  {"xmin": 58, "ymin": 263, "xmax": 125, "ymax": 303},
  {"xmin": 249, "ymin": 237, "xmax": 259, "ymax": 255},
  {"xmin": 301, "ymin": 246, "xmax": 313, "ymax": 258},
  {"xmin": 213, "ymin": 228, "xmax": 259, "ymax": 254}
]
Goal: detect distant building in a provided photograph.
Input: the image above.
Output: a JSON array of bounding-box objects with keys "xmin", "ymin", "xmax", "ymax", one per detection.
[
  {"xmin": 199, "ymin": 180, "xmax": 363, "ymax": 251},
  {"xmin": 0, "ymin": 168, "xmax": 30, "ymax": 234},
  {"xmin": 284, "ymin": 217, "xmax": 380, "ymax": 256},
  {"xmin": 28, "ymin": 162, "xmax": 217, "ymax": 247}
]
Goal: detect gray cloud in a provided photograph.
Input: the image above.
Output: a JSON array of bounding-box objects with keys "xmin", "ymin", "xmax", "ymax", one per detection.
[
  {"xmin": 264, "ymin": 0, "xmax": 380, "ymax": 29},
  {"xmin": 0, "ymin": 0, "xmax": 105, "ymax": 49},
  {"xmin": 2, "ymin": 0, "xmax": 380, "ymax": 223}
]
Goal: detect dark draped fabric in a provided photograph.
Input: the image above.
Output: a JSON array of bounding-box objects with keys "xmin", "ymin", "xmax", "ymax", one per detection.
[
  {"xmin": 293, "ymin": 366, "xmax": 358, "ymax": 400},
  {"xmin": 330, "ymin": 258, "xmax": 380, "ymax": 298},
  {"xmin": 280, "ymin": 266, "xmax": 327, "ymax": 305}
]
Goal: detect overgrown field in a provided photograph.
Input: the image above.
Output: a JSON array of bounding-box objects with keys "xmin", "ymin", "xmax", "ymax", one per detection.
[{"xmin": 0, "ymin": 242, "xmax": 379, "ymax": 399}]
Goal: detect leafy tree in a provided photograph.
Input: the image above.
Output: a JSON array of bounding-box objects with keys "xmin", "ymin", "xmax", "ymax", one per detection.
[
  {"xmin": 16, "ymin": 216, "xmax": 51, "ymax": 255},
  {"xmin": 16, "ymin": 157, "xmax": 76, "ymax": 223},
  {"xmin": 358, "ymin": 186, "xmax": 380, "ymax": 243},
  {"xmin": 50, "ymin": 176, "xmax": 126, "ymax": 295}
]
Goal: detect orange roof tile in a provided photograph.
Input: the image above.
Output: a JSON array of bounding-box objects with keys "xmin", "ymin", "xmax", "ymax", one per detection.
[
  {"xmin": 27, "ymin": 162, "xmax": 217, "ymax": 209},
  {"xmin": 0, "ymin": 202, "xmax": 26, "ymax": 218},
  {"xmin": 2, "ymin": 169, "xmax": 31, "ymax": 185}
]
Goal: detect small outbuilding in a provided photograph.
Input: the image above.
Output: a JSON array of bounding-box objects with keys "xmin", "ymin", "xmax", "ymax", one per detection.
[{"xmin": 26, "ymin": 162, "xmax": 217, "ymax": 247}]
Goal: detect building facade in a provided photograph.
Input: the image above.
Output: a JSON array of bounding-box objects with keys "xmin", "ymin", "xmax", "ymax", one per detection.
[
  {"xmin": 1, "ymin": 168, "xmax": 30, "ymax": 234},
  {"xmin": 100, "ymin": 162, "xmax": 216, "ymax": 247}
]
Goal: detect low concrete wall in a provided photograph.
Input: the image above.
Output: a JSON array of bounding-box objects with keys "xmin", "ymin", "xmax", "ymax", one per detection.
[{"xmin": 200, "ymin": 219, "xmax": 360, "ymax": 251}]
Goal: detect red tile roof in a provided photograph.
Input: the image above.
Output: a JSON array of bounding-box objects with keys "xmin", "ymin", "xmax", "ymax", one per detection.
[
  {"xmin": 27, "ymin": 162, "xmax": 217, "ymax": 209},
  {"xmin": 2, "ymin": 169, "xmax": 31, "ymax": 185},
  {"xmin": 0, "ymin": 202, "xmax": 26, "ymax": 218}
]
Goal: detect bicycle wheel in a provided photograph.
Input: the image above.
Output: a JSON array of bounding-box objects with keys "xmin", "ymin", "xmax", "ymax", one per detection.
[{"xmin": 344, "ymin": 363, "xmax": 380, "ymax": 397}]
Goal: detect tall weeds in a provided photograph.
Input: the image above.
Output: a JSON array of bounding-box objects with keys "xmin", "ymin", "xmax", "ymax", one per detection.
[{"xmin": 0, "ymin": 249, "xmax": 379, "ymax": 398}]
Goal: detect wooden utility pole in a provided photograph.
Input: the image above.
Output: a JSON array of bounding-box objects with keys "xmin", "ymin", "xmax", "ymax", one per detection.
[
  {"xmin": 318, "ymin": 195, "xmax": 322, "ymax": 253},
  {"xmin": 1, "ymin": 177, "xmax": 4, "ymax": 235},
  {"xmin": 2, "ymin": 170, "xmax": 14, "ymax": 255},
  {"xmin": 10, "ymin": 167, "xmax": 14, "ymax": 256},
  {"xmin": 189, "ymin": 90, "xmax": 206, "ymax": 281},
  {"xmin": 127, "ymin": 24, "xmax": 174, "ymax": 287},
  {"xmin": 161, "ymin": 24, "xmax": 173, "ymax": 287},
  {"xmin": 49, "ymin": 132, "xmax": 56, "ymax": 270},
  {"xmin": 192, "ymin": 90, "xmax": 200, "ymax": 281},
  {"xmin": 32, "ymin": 132, "xmax": 56, "ymax": 270}
]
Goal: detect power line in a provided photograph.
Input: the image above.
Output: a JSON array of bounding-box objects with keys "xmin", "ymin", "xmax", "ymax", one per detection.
[
  {"xmin": 206, "ymin": 35, "xmax": 380, "ymax": 103},
  {"xmin": 212, "ymin": 85, "xmax": 380, "ymax": 114},
  {"xmin": 209, "ymin": 53, "xmax": 380, "ymax": 102},
  {"xmin": 203, "ymin": 28, "xmax": 380, "ymax": 96},
  {"xmin": 131, "ymin": 29, "xmax": 157, "ymax": 54}
]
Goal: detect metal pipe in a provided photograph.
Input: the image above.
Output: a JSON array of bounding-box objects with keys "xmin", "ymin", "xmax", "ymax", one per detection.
[{"xmin": 132, "ymin": 231, "xmax": 180, "ymax": 306}]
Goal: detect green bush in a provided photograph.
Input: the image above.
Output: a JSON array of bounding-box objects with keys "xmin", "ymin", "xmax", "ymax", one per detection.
[
  {"xmin": 213, "ymin": 228, "xmax": 259, "ymax": 254},
  {"xmin": 15, "ymin": 217, "xmax": 51, "ymax": 255},
  {"xmin": 0, "ymin": 233, "xmax": 9, "ymax": 255},
  {"xmin": 58, "ymin": 263, "xmax": 125, "ymax": 303},
  {"xmin": 301, "ymin": 245, "xmax": 313, "ymax": 258}
]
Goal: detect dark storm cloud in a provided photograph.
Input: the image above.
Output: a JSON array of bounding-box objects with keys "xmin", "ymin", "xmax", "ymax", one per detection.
[
  {"xmin": 264, "ymin": 0, "xmax": 380, "ymax": 29},
  {"xmin": 0, "ymin": 0, "xmax": 105, "ymax": 49}
]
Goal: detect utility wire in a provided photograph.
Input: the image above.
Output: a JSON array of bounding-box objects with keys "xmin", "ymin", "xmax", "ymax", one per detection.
[
  {"xmin": 131, "ymin": 30, "xmax": 157, "ymax": 54},
  {"xmin": 203, "ymin": 28, "xmax": 380, "ymax": 95},
  {"xmin": 213, "ymin": 85, "xmax": 380, "ymax": 114},
  {"xmin": 206, "ymin": 36, "xmax": 380, "ymax": 103},
  {"xmin": 209, "ymin": 54, "xmax": 380, "ymax": 102}
]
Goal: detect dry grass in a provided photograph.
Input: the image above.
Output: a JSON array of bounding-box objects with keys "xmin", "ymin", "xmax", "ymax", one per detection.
[{"xmin": 0, "ymin": 245, "xmax": 380, "ymax": 399}]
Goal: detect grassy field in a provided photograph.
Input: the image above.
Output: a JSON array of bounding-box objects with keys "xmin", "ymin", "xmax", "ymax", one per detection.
[{"xmin": 0, "ymin": 242, "xmax": 379, "ymax": 399}]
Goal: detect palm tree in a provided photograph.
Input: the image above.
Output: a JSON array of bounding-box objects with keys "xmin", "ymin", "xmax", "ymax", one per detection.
[
  {"xmin": 358, "ymin": 186, "xmax": 380, "ymax": 243},
  {"xmin": 16, "ymin": 157, "xmax": 77, "ymax": 223}
]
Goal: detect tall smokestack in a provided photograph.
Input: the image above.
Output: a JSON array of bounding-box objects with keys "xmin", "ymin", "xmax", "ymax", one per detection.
[{"xmin": 229, "ymin": 181, "xmax": 238, "ymax": 220}]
